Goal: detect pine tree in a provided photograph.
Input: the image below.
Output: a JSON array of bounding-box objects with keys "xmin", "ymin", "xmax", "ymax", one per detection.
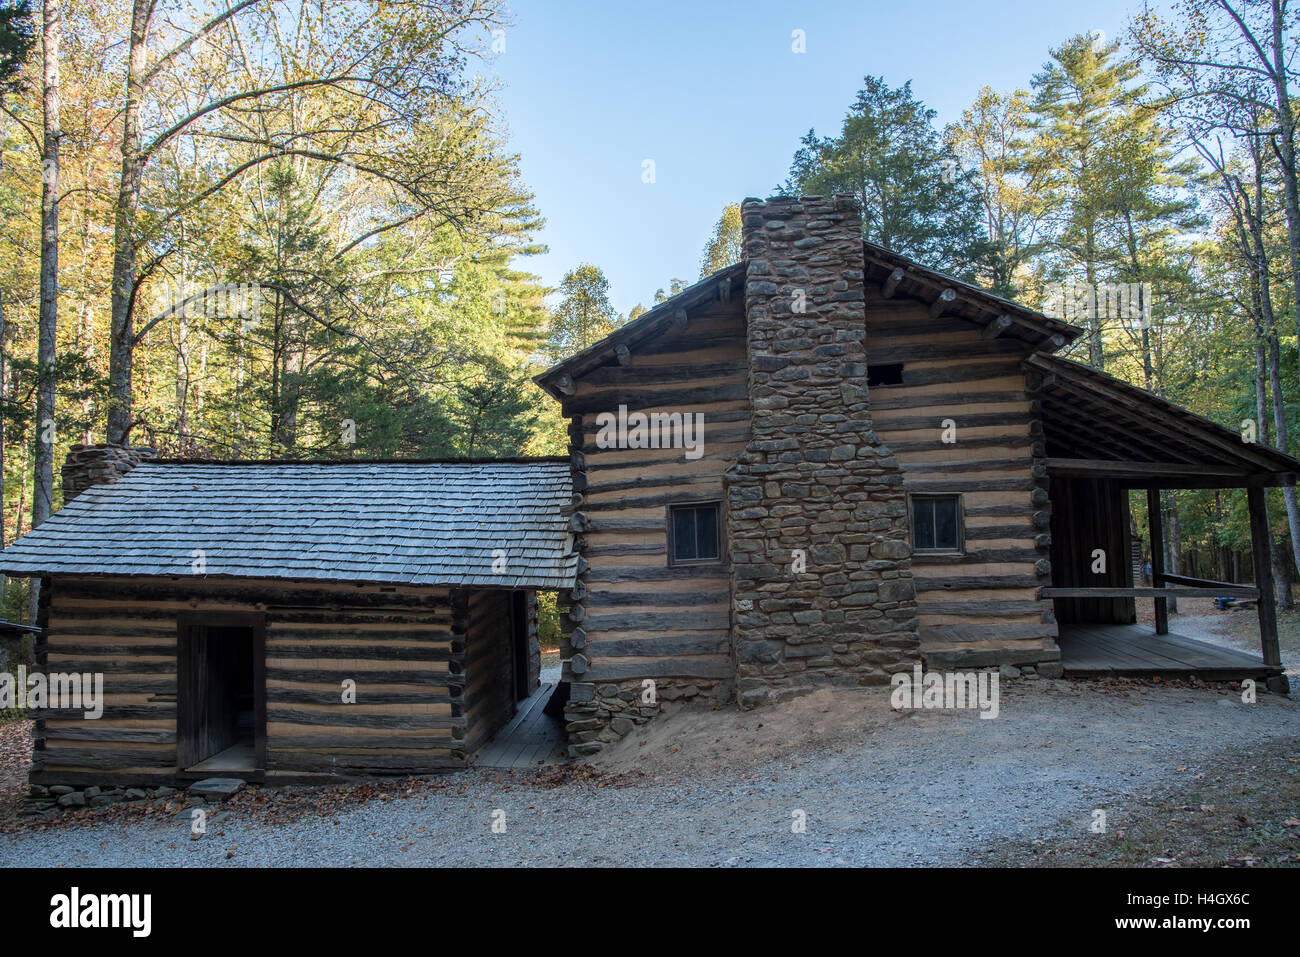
[
  {"xmin": 1029, "ymin": 34, "xmax": 1195, "ymax": 369},
  {"xmin": 547, "ymin": 264, "xmax": 617, "ymax": 359},
  {"xmin": 947, "ymin": 87, "xmax": 1046, "ymax": 298},
  {"xmin": 783, "ymin": 75, "xmax": 990, "ymax": 280}
]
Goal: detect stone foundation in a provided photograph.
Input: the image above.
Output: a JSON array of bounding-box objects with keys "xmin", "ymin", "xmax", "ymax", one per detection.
[
  {"xmin": 563, "ymin": 678, "xmax": 724, "ymax": 758},
  {"xmin": 726, "ymin": 195, "xmax": 921, "ymax": 709},
  {"xmin": 20, "ymin": 784, "xmax": 177, "ymax": 821}
]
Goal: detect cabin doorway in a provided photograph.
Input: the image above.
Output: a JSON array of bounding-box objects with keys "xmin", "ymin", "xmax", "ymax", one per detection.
[
  {"xmin": 511, "ymin": 590, "xmax": 531, "ymax": 702},
  {"xmin": 474, "ymin": 591, "xmax": 567, "ymax": 767},
  {"xmin": 178, "ymin": 613, "xmax": 266, "ymax": 774}
]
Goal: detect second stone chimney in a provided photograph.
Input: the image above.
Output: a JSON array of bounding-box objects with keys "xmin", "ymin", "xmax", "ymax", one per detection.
[
  {"xmin": 62, "ymin": 444, "xmax": 156, "ymax": 502},
  {"xmin": 726, "ymin": 194, "xmax": 920, "ymax": 708}
]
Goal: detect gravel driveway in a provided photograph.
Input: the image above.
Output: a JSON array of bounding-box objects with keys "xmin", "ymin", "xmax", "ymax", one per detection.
[{"xmin": 1, "ymin": 678, "xmax": 1296, "ymax": 867}]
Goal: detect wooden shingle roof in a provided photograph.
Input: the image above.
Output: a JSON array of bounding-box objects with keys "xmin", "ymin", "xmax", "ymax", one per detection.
[{"xmin": 0, "ymin": 460, "xmax": 577, "ymax": 589}]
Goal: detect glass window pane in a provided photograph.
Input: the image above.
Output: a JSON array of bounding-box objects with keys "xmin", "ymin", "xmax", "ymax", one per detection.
[
  {"xmin": 935, "ymin": 498, "xmax": 958, "ymax": 550},
  {"xmin": 696, "ymin": 506, "xmax": 719, "ymax": 560},
  {"xmin": 673, "ymin": 507, "xmax": 697, "ymax": 561},
  {"xmin": 913, "ymin": 499, "xmax": 935, "ymax": 550}
]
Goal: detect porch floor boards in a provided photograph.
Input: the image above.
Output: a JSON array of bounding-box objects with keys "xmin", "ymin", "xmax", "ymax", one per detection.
[
  {"xmin": 1059, "ymin": 623, "xmax": 1281, "ymax": 680},
  {"xmin": 474, "ymin": 680, "xmax": 568, "ymax": 769}
]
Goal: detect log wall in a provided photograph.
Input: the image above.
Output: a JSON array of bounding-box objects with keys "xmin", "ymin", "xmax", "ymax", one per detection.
[
  {"xmin": 863, "ymin": 296, "xmax": 1061, "ymax": 671},
  {"xmin": 524, "ymin": 590, "xmax": 541, "ymax": 697},
  {"xmin": 560, "ymin": 300, "xmax": 746, "ymax": 754},
  {"xmin": 30, "ymin": 576, "xmax": 504, "ymax": 785},
  {"xmin": 464, "ymin": 589, "xmax": 516, "ymax": 754}
]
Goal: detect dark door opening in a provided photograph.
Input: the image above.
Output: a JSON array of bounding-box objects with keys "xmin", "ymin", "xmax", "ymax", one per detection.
[
  {"xmin": 511, "ymin": 590, "xmax": 531, "ymax": 702},
  {"xmin": 178, "ymin": 615, "xmax": 265, "ymax": 773}
]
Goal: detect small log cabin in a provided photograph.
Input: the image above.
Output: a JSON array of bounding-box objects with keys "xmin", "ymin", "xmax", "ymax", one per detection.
[
  {"xmin": 3, "ymin": 192, "xmax": 1296, "ymax": 780},
  {"xmin": 0, "ymin": 457, "xmax": 573, "ymax": 786}
]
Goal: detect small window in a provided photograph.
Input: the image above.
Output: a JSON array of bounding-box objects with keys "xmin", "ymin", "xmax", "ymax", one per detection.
[
  {"xmin": 911, "ymin": 495, "xmax": 961, "ymax": 552},
  {"xmin": 867, "ymin": 363, "xmax": 904, "ymax": 387},
  {"xmin": 669, "ymin": 503, "xmax": 721, "ymax": 565}
]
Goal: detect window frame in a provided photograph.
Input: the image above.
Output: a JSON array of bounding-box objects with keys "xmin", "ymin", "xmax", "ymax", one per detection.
[
  {"xmin": 908, "ymin": 493, "xmax": 965, "ymax": 555},
  {"xmin": 666, "ymin": 500, "xmax": 725, "ymax": 567}
]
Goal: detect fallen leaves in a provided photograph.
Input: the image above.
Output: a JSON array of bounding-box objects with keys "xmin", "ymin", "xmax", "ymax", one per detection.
[{"xmin": 3, "ymin": 773, "xmax": 460, "ymax": 834}]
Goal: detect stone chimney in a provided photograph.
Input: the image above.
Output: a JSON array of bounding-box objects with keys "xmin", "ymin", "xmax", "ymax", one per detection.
[
  {"xmin": 62, "ymin": 444, "xmax": 156, "ymax": 502},
  {"xmin": 726, "ymin": 194, "xmax": 920, "ymax": 708}
]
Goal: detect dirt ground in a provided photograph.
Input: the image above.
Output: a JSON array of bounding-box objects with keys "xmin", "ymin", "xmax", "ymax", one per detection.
[
  {"xmin": 978, "ymin": 740, "xmax": 1300, "ymax": 867},
  {"xmin": 0, "ymin": 719, "xmax": 30, "ymax": 828},
  {"xmin": 3, "ymin": 677, "xmax": 1297, "ymax": 867},
  {"xmin": 591, "ymin": 685, "xmax": 905, "ymax": 776}
]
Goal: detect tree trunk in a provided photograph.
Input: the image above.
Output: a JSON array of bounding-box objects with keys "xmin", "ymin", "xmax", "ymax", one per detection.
[
  {"xmin": 1084, "ymin": 221, "xmax": 1102, "ymax": 369},
  {"xmin": 106, "ymin": 0, "xmax": 151, "ymax": 445},
  {"xmin": 0, "ymin": 287, "xmax": 7, "ymax": 599},
  {"xmin": 1271, "ymin": 510, "xmax": 1291, "ymax": 609},
  {"xmin": 34, "ymin": 0, "xmax": 60, "ymax": 531},
  {"xmin": 15, "ymin": 444, "xmax": 26, "ymax": 539},
  {"xmin": 77, "ymin": 148, "xmax": 94, "ymax": 444},
  {"xmin": 31, "ymin": 0, "xmax": 63, "ymax": 625},
  {"xmin": 15, "ymin": 437, "xmax": 27, "ymax": 620},
  {"xmin": 176, "ymin": 238, "xmax": 189, "ymax": 441},
  {"xmin": 1240, "ymin": 129, "xmax": 1300, "ymax": 607},
  {"xmin": 1266, "ymin": 0, "xmax": 1300, "ymax": 401}
]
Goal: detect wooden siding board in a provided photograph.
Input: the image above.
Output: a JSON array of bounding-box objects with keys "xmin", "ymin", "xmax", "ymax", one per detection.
[
  {"xmin": 866, "ymin": 301, "xmax": 1055, "ymax": 661},
  {"xmin": 35, "ymin": 577, "xmax": 476, "ymax": 781},
  {"xmin": 566, "ymin": 298, "xmax": 746, "ymax": 686}
]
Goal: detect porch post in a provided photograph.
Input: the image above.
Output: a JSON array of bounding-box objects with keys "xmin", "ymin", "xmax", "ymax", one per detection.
[
  {"xmin": 1246, "ymin": 486, "xmax": 1282, "ymax": 670},
  {"xmin": 1146, "ymin": 487, "xmax": 1168, "ymax": 635}
]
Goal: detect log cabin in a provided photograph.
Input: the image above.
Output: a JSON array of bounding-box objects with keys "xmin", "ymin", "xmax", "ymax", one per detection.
[
  {"xmin": 0, "ymin": 456, "xmax": 572, "ymax": 785},
  {"xmin": 533, "ymin": 194, "xmax": 1296, "ymax": 755},
  {"xmin": 2, "ymin": 192, "xmax": 1296, "ymax": 782}
]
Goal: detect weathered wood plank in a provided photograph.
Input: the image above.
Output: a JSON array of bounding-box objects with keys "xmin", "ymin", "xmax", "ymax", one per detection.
[{"xmin": 583, "ymin": 611, "xmax": 730, "ymax": 632}]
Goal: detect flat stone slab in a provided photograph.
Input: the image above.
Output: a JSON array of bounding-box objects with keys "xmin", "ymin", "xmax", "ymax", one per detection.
[{"xmin": 188, "ymin": 778, "xmax": 245, "ymax": 801}]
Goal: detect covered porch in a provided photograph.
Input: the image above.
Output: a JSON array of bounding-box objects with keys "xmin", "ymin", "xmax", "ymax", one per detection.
[
  {"xmin": 1058, "ymin": 622, "xmax": 1283, "ymax": 681},
  {"xmin": 1028, "ymin": 355, "xmax": 1298, "ymax": 692}
]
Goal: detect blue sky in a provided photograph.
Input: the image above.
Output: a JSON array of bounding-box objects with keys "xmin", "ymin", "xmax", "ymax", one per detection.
[{"xmin": 482, "ymin": 0, "xmax": 1151, "ymax": 315}]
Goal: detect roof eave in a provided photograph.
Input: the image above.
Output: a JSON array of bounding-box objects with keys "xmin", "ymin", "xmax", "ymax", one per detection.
[
  {"xmin": 860, "ymin": 241, "xmax": 1084, "ymax": 353},
  {"xmin": 534, "ymin": 262, "xmax": 746, "ymax": 398},
  {"xmin": 0, "ymin": 568, "xmax": 579, "ymax": 590},
  {"xmin": 1030, "ymin": 353, "xmax": 1300, "ymax": 480}
]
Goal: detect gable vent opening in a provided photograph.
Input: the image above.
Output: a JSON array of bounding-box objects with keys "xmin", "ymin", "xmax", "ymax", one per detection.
[{"xmin": 867, "ymin": 363, "xmax": 904, "ymax": 387}]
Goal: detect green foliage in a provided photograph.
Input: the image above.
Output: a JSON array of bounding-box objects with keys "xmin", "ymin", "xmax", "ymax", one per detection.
[
  {"xmin": 546, "ymin": 263, "xmax": 618, "ymax": 360},
  {"xmin": 946, "ymin": 86, "xmax": 1044, "ymax": 298},
  {"xmin": 783, "ymin": 75, "xmax": 991, "ymax": 280},
  {"xmin": 536, "ymin": 590, "xmax": 561, "ymax": 650},
  {"xmin": 0, "ymin": 0, "xmax": 31, "ymax": 96},
  {"xmin": 653, "ymin": 278, "xmax": 688, "ymax": 303},
  {"xmin": 700, "ymin": 202, "xmax": 743, "ymax": 277}
]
